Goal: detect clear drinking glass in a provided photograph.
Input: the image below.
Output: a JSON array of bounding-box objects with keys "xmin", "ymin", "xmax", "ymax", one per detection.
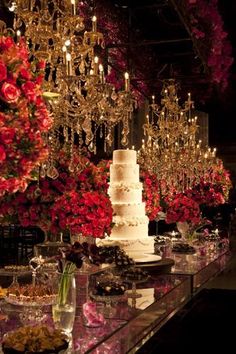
[{"xmin": 52, "ymin": 273, "xmax": 76, "ymax": 335}]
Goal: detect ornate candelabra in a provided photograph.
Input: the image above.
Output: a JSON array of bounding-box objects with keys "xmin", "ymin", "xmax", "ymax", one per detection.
[
  {"xmin": 138, "ymin": 79, "xmax": 217, "ymax": 195},
  {"xmin": 5, "ymin": 0, "xmax": 134, "ymax": 175}
]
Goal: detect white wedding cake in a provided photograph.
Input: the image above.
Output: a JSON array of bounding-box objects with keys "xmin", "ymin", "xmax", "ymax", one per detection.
[{"xmin": 98, "ymin": 149, "xmax": 155, "ymax": 259}]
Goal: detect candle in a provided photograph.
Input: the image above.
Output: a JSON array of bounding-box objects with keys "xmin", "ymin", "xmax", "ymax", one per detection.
[
  {"xmin": 99, "ymin": 64, "xmax": 104, "ymax": 84},
  {"xmin": 65, "ymin": 39, "xmax": 71, "ymax": 48},
  {"xmin": 94, "ymin": 56, "xmax": 99, "ymax": 75},
  {"xmin": 66, "ymin": 53, "xmax": 72, "ymax": 76},
  {"xmin": 16, "ymin": 30, "xmax": 21, "ymax": 43},
  {"xmin": 92, "ymin": 15, "xmax": 97, "ymax": 32},
  {"xmin": 124, "ymin": 72, "xmax": 129, "ymax": 92},
  {"xmin": 71, "ymin": 0, "xmax": 76, "ymax": 15},
  {"xmin": 62, "ymin": 45, "xmax": 67, "ymax": 64}
]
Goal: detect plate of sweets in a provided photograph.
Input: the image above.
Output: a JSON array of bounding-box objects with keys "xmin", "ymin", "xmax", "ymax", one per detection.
[
  {"xmin": 5, "ymin": 283, "xmax": 57, "ymax": 307},
  {"xmin": 1, "ymin": 325, "xmax": 69, "ymax": 354}
]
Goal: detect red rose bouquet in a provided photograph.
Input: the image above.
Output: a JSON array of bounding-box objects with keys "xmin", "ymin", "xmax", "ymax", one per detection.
[
  {"xmin": 165, "ymin": 194, "xmax": 201, "ymax": 225},
  {"xmin": 0, "ymin": 149, "xmax": 111, "ymax": 234},
  {"xmin": 51, "ymin": 190, "xmax": 113, "ymax": 238},
  {"xmin": 0, "ymin": 35, "xmax": 52, "ymax": 196},
  {"xmin": 140, "ymin": 170, "xmax": 162, "ymax": 221}
]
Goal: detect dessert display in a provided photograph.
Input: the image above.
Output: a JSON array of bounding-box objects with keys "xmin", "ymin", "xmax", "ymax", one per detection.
[
  {"xmin": 2, "ymin": 325, "xmax": 68, "ymax": 354},
  {"xmin": 94, "ymin": 280, "xmax": 126, "ymax": 296},
  {"xmin": 3, "ymin": 265, "xmax": 30, "ymax": 272},
  {"xmin": 96, "ymin": 245, "xmax": 134, "ymax": 266},
  {"xmin": 97, "ymin": 149, "xmax": 154, "ymax": 258},
  {"xmin": 5, "ymin": 284, "xmax": 57, "ymax": 306},
  {"xmin": 172, "ymin": 243, "xmax": 196, "ymax": 254},
  {"xmin": 121, "ymin": 267, "xmax": 149, "ymax": 281}
]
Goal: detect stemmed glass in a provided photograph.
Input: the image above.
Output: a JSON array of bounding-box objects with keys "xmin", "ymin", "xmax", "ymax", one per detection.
[{"xmin": 29, "ymin": 256, "xmax": 44, "ymax": 285}]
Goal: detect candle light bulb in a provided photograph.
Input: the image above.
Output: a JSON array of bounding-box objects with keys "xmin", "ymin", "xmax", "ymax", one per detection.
[
  {"xmin": 65, "ymin": 39, "xmax": 71, "ymax": 47},
  {"xmin": 62, "ymin": 45, "xmax": 67, "ymax": 63},
  {"xmin": 92, "ymin": 15, "xmax": 97, "ymax": 32},
  {"xmin": 16, "ymin": 30, "xmax": 21, "ymax": 43},
  {"xmin": 66, "ymin": 53, "xmax": 72, "ymax": 76},
  {"xmin": 71, "ymin": 0, "xmax": 76, "ymax": 15},
  {"xmin": 124, "ymin": 72, "xmax": 130, "ymax": 91},
  {"xmin": 94, "ymin": 56, "xmax": 99, "ymax": 74},
  {"xmin": 99, "ymin": 64, "xmax": 104, "ymax": 83}
]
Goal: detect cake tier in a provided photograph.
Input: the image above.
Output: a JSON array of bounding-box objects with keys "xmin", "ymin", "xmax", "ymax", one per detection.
[
  {"xmin": 108, "ymin": 182, "xmax": 143, "ymax": 203},
  {"xmin": 110, "ymin": 164, "xmax": 139, "ymax": 184},
  {"xmin": 112, "ymin": 202, "xmax": 146, "ymax": 217},
  {"xmin": 111, "ymin": 216, "xmax": 149, "ymax": 239},
  {"xmin": 113, "ymin": 149, "xmax": 136, "ymax": 164}
]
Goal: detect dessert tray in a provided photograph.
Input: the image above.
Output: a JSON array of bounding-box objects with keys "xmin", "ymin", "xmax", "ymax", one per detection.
[
  {"xmin": 0, "ymin": 266, "xmax": 31, "ymax": 277},
  {"xmin": 4, "ymin": 284, "xmax": 57, "ymax": 307}
]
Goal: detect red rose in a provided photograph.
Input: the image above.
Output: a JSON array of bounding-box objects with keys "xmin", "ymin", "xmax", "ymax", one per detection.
[
  {"xmin": 21, "ymin": 81, "xmax": 37, "ymax": 102},
  {"xmin": 0, "ymin": 127, "xmax": 15, "ymax": 144},
  {"xmin": 0, "ymin": 60, "xmax": 7, "ymax": 82},
  {"xmin": 20, "ymin": 68, "xmax": 32, "ymax": 80},
  {"xmin": 0, "ymin": 145, "xmax": 6, "ymax": 163},
  {"xmin": 0, "ymin": 36, "xmax": 14, "ymax": 51},
  {"xmin": 0, "ymin": 82, "xmax": 20, "ymax": 103}
]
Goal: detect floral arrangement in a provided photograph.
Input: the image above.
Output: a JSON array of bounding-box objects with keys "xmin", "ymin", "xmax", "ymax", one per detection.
[
  {"xmin": 165, "ymin": 194, "xmax": 201, "ymax": 225},
  {"xmin": 184, "ymin": 0, "xmax": 233, "ymax": 91},
  {"xmin": 185, "ymin": 159, "xmax": 232, "ymax": 207},
  {"xmin": 185, "ymin": 181, "xmax": 225, "ymax": 207},
  {"xmin": 0, "ymin": 149, "xmax": 111, "ymax": 235},
  {"xmin": 51, "ymin": 190, "xmax": 113, "ymax": 238},
  {"xmin": 140, "ymin": 170, "xmax": 162, "ymax": 221},
  {"xmin": 0, "ymin": 35, "xmax": 52, "ymax": 196}
]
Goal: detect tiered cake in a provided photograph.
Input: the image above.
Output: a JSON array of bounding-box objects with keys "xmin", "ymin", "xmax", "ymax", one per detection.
[{"xmin": 99, "ymin": 149, "xmax": 154, "ymax": 259}]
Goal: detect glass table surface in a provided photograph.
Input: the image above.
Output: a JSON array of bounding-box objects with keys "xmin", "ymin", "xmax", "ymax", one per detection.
[
  {"xmin": 0, "ymin": 274, "xmax": 191, "ymax": 354},
  {"xmin": 170, "ymin": 248, "xmax": 230, "ymax": 292}
]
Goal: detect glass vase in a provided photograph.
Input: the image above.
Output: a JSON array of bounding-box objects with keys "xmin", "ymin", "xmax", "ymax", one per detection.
[
  {"xmin": 52, "ymin": 273, "xmax": 76, "ymax": 335},
  {"xmin": 176, "ymin": 221, "xmax": 190, "ymax": 242},
  {"xmin": 70, "ymin": 233, "xmax": 96, "ymax": 245}
]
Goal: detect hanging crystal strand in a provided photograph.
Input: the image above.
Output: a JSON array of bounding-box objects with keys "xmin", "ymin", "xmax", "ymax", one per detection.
[
  {"xmin": 121, "ymin": 114, "xmax": 130, "ymax": 146},
  {"xmin": 78, "ymin": 123, "xmax": 83, "ymax": 154},
  {"xmin": 34, "ymin": 167, "xmax": 42, "ymax": 198},
  {"xmin": 68, "ymin": 127, "xmax": 75, "ymax": 172}
]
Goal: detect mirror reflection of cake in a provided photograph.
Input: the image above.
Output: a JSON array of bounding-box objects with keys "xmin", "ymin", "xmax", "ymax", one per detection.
[{"xmin": 98, "ymin": 149, "xmax": 159, "ymax": 262}]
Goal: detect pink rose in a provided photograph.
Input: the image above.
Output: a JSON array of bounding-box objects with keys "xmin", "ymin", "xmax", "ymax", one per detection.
[
  {"xmin": 0, "ymin": 60, "xmax": 7, "ymax": 82},
  {"xmin": 0, "ymin": 145, "xmax": 6, "ymax": 163},
  {"xmin": 0, "ymin": 82, "xmax": 21, "ymax": 103}
]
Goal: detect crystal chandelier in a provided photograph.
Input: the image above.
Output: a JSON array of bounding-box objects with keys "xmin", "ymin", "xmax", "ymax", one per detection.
[
  {"xmin": 138, "ymin": 79, "xmax": 217, "ymax": 196},
  {"xmin": 7, "ymin": 0, "xmax": 135, "ymax": 174}
]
